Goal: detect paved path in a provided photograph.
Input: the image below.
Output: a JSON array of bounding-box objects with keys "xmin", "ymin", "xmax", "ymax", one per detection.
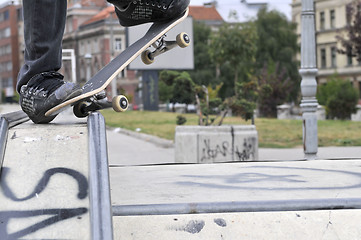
[{"xmin": 1, "ymin": 104, "xmax": 360, "ymax": 164}]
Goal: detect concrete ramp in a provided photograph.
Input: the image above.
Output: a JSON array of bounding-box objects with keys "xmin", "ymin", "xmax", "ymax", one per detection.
[{"xmin": 0, "ymin": 112, "xmax": 112, "ymax": 239}]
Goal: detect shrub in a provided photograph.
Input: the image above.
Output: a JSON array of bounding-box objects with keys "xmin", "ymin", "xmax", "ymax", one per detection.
[
  {"xmin": 317, "ymin": 77, "xmax": 359, "ymax": 120},
  {"xmin": 176, "ymin": 115, "xmax": 187, "ymax": 125}
]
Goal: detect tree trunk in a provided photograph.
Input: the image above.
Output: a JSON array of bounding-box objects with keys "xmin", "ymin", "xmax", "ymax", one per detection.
[
  {"xmin": 234, "ymin": 69, "xmax": 239, "ymax": 98},
  {"xmin": 195, "ymin": 94, "xmax": 203, "ymax": 125}
]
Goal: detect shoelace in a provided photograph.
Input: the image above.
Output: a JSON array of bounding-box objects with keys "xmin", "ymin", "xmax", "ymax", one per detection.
[
  {"xmin": 137, "ymin": 0, "xmax": 168, "ymax": 9},
  {"xmin": 26, "ymin": 72, "xmax": 65, "ymax": 97}
]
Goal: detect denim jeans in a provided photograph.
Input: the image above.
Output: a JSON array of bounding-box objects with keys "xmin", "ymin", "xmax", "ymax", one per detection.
[{"xmin": 16, "ymin": 0, "xmax": 67, "ymax": 93}]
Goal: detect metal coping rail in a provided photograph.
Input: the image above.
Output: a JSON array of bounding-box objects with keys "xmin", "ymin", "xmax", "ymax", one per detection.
[
  {"xmin": 0, "ymin": 110, "xmax": 29, "ymax": 167},
  {"xmin": 88, "ymin": 112, "xmax": 114, "ymax": 240},
  {"xmin": 112, "ymin": 198, "xmax": 361, "ymax": 216}
]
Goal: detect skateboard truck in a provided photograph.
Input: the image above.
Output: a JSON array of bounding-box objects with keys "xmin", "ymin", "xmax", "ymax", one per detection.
[
  {"xmin": 141, "ymin": 32, "xmax": 190, "ymax": 65},
  {"xmin": 73, "ymin": 92, "xmax": 129, "ymax": 118}
]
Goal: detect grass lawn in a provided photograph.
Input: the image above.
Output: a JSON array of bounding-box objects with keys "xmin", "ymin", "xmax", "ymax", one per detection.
[{"xmin": 101, "ymin": 110, "xmax": 361, "ymax": 148}]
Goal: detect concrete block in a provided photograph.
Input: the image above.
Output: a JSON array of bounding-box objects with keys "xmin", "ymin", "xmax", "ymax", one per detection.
[
  {"xmin": 175, "ymin": 125, "xmax": 258, "ymax": 163},
  {"xmin": 317, "ymin": 105, "xmax": 326, "ymax": 120},
  {"xmin": 277, "ymin": 104, "xmax": 291, "ymax": 119},
  {"xmin": 352, "ymin": 105, "xmax": 361, "ymax": 121}
]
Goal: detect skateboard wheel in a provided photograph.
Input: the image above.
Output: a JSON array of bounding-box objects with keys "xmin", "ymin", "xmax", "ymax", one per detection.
[
  {"xmin": 141, "ymin": 50, "xmax": 154, "ymax": 65},
  {"xmin": 73, "ymin": 102, "xmax": 89, "ymax": 118},
  {"xmin": 112, "ymin": 95, "xmax": 129, "ymax": 112},
  {"xmin": 176, "ymin": 32, "xmax": 190, "ymax": 48}
]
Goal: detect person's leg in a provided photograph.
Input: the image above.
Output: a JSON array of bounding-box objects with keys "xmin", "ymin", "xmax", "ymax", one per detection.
[
  {"xmin": 17, "ymin": 0, "xmax": 67, "ymax": 91},
  {"xmin": 18, "ymin": 0, "xmax": 82, "ymax": 124},
  {"xmin": 107, "ymin": 0, "xmax": 190, "ymax": 27}
]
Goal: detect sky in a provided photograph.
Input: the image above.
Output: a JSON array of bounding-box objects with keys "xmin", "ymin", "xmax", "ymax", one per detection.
[
  {"xmin": 0, "ymin": 0, "xmax": 293, "ymax": 20},
  {"xmin": 189, "ymin": 0, "xmax": 293, "ymax": 20}
]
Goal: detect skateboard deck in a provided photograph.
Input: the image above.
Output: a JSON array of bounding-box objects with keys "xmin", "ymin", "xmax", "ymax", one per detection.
[{"xmin": 45, "ymin": 8, "xmax": 189, "ymax": 117}]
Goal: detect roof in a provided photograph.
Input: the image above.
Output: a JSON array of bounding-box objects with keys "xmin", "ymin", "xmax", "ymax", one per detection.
[
  {"xmin": 82, "ymin": 5, "xmax": 224, "ymax": 27},
  {"xmin": 81, "ymin": 6, "xmax": 116, "ymax": 26},
  {"xmin": 189, "ymin": 6, "xmax": 223, "ymax": 22}
]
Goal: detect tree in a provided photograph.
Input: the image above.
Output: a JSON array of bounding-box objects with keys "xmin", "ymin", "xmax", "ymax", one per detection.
[
  {"xmin": 257, "ymin": 62, "xmax": 293, "ymax": 117},
  {"xmin": 209, "ymin": 22, "xmax": 258, "ymax": 98},
  {"xmin": 159, "ymin": 70, "xmax": 195, "ymax": 111},
  {"xmin": 336, "ymin": 0, "xmax": 361, "ymax": 62},
  {"xmin": 195, "ymin": 83, "xmax": 228, "ymax": 126},
  {"xmin": 228, "ymin": 78, "xmax": 259, "ymax": 121},
  {"xmin": 254, "ymin": 8, "xmax": 300, "ymax": 104},
  {"xmin": 188, "ymin": 21, "xmax": 218, "ymax": 87}
]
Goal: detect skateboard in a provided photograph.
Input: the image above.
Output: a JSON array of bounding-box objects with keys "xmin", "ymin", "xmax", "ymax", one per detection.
[{"xmin": 45, "ymin": 8, "xmax": 190, "ymax": 118}]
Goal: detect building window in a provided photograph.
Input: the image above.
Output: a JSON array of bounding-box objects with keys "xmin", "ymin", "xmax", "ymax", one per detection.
[
  {"xmin": 321, "ymin": 48, "xmax": 327, "ymax": 68},
  {"xmin": 93, "ymin": 38, "xmax": 99, "ymax": 52},
  {"xmin": 4, "ymin": 28, "xmax": 10, "ymax": 37},
  {"xmin": 346, "ymin": 5, "xmax": 352, "ymax": 25},
  {"xmin": 3, "ymin": 10, "xmax": 9, "ymax": 21},
  {"xmin": 17, "ymin": 8, "xmax": 23, "ymax": 21},
  {"xmin": 320, "ymin": 11, "xmax": 325, "ymax": 30},
  {"xmin": 347, "ymin": 47, "xmax": 353, "ymax": 66},
  {"xmin": 115, "ymin": 38, "xmax": 122, "ymax": 51},
  {"xmin": 330, "ymin": 10, "xmax": 335, "ymax": 28},
  {"xmin": 331, "ymin": 47, "xmax": 337, "ymax": 67}
]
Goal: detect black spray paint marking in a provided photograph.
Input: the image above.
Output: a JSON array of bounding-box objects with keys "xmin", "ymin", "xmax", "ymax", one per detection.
[
  {"xmin": 200, "ymin": 138, "xmax": 256, "ymax": 162},
  {"xmin": 0, "ymin": 167, "xmax": 89, "ymax": 239},
  {"xmin": 214, "ymin": 218, "xmax": 227, "ymax": 227},
  {"xmin": 0, "ymin": 167, "xmax": 88, "ymax": 201},
  {"xmin": 172, "ymin": 220, "xmax": 205, "ymax": 234},
  {"xmin": 0, "ymin": 208, "xmax": 88, "ymax": 240}
]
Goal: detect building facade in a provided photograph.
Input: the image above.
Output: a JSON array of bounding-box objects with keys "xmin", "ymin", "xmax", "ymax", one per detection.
[
  {"xmin": 63, "ymin": 3, "xmax": 135, "ymax": 102},
  {"xmin": 0, "ymin": 1, "xmax": 21, "ymax": 101},
  {"xmin": 292, "ymin": 0, "xmax": 361, "ymax": 95},
  {"xmin": 0, "ymin": 1, "xmax": 224, "ymax": 104}
]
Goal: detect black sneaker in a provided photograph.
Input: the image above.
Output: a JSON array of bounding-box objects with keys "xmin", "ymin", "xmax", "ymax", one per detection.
[
  {"xmin": 19, "ymin": 72, "xmax": 82, "ymax": 124},
  {"xmin": 108, "ymin": 0, "xmax": 190, "ymax": 27}
]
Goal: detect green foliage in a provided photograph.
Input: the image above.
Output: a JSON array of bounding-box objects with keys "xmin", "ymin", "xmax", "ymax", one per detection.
[
  {"xmin": 317, "ymin": 76, "xmax": 359, "ymax": 120},
  {"xmin": 257, "ymin": 62, "xmax": 293, "ymax": 117},
  {"xmin": 176, "ymin": 115, "xmax": 187, "ymax": 125},
  {"xmin": 209, "ymin": 22, "xmax": 258, "ymax": 97},
  {"xmin": 159, "ymin": 70, "xmax": 195, "ymax": 107},
  {"xmin": 158, "ymin": 80, "xmax": 173, "ymax": 103},
  {"xmin": 229, "ymin": 98, "xmax": 257, "ymax": 121},
  {"xmin": 228, "ymin": 79, "xmax": 259, "ymax": 121},
  {"xmin": 172, "ymin": 72, "xmax": 195, "ymax": 105},
  {"xmin": 188, "ymin": 22, "xmax": 218, "ymax": 87},
  {"xmin": 336, "ymin": 0, "xmax": 361, "ymax": 62},
  {"xmin": 254, "ymin": 7, "xmax": 300, "ymax": 103},
  {"xmin": 196, "ymin": 83, "xmax": 228, "ymax": 125}
]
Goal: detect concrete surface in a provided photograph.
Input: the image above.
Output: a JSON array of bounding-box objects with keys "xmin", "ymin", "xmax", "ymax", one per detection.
[
  {"xmin": 2, "ymin": 104, "xmax": 361, "ymax": 239},
  {"xmin": 110, "ymin": 159, "xmax": 361, "ymax": 206},
  {"xmin": 113, "ymin": 210, "xmax": 361, "ymax": 240},
  {"xmin": 0, "ymin": 118, "xmax": 90, "ymax": 239}
]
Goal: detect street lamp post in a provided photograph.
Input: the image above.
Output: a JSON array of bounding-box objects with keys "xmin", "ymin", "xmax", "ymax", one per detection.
[
  {"xmin": 109, "ymin": 12, "xmax": 117, "ymax": 98},
  {"xmin": 299, "ymin": 0, "xmax": 318, "ymax": 159},
  {"xmin": 84, "ymin": 53, "xmax": 92, "ymax": 82}
]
